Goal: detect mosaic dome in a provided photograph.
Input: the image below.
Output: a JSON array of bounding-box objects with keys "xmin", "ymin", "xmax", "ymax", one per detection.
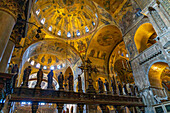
[{"xmin": 33, "ymin": 0, "xmax": 98, "ymax": 40}]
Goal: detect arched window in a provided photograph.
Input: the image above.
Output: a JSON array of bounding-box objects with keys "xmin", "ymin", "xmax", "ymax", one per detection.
[
  {"xmin": 67, "ymin": 31, "xmax": 71, "ymax": 38},
  {"xmin": 76, "ymin": 30, "xmax": 80, "ymax": 36},
  {"xmin": 58, "ymin": 30, "xmax": 61, "ymax": 36},
  {"xmin": 41, "ymin": 18, "xmax": 45, "ymax": 24}
]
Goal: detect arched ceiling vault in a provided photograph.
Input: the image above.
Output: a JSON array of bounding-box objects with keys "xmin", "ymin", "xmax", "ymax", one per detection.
[
  {"xmin": 148, "ymin": 62, "xmax": 169, "ymax": 88},
  {"xmin": 86, "ymin": 25, "xmax": 122, "ymax": 75},
  {"xmin": 21, "ymin": 40, "xmax": 83, "ymax": 71}
]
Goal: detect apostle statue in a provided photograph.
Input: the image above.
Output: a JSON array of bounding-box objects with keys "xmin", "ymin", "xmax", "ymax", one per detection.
[
  {"xmin": 35, "ymin": 69, "xmax": 43, "ymax": 89},
  {"xmin": 123, "ymin": 82, "xmax": 128, "ymax": 95},
  {"xmin": 22, "ymin": 66, "xmax": 31, "ymax": 87},
  {"xmin": 58, "ymin": 72, "xmax": 64, "ymax": 89},
  {"xmin": 104, "ymin": 79, "xmax": 110, "ymax": 94},
  {"xmin": 78, "ymin": 75, "xmax": 82, "ymax": 92},
  {"xmin": 126, "ymin": 83, "xmax": 131, "ymax": 96},
  {"xmin": 134, "ymin": 84, "xmax": 139, "ymax": 96},
  {"xmin": 111, "ymin": 80, "xmax": 117, "ymax": 95},
  {"xmin": 117, "ymin": 81, "xmax": 123, "ymax": 95},
  {"xmin": 47, "ymin": 70, "xmax": 53, "ymax": 89},
  {"xmin": 98, "ymin": 78, "xmax": 104, "ymax": 93},
  {"xmin": 11, "ymin": 64, "xmax": 19, "ymax": 88},
  {"xmin": 11, "ymin": 64, "xmax": 19, "ymax": 74},
  {"xmin": 67, "ymin": 73, "xmax": 73, "ymax": 91},
  {"xmin": 130, "ymin": 84, "xmax": 135, "ymax": 96}
]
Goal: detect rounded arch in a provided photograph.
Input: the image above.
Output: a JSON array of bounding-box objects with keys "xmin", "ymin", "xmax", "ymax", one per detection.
[
  {"xmin": 114, "ymin": 58, "xmax": 134, "ymax": 83},
  {"xmin": 147, "ymin": 61, "xmax": 169, "ymax": 88},
  {"xmin": 18, "ymin": 40, "xmax": 83, "ymax": 88},
  {"xmin": 86, "ymin": 24, "xmax": 122, "ymax": 76},
  {"xmin": 134, "ymin": 23, "xmax": 157, "ymax": 53}
]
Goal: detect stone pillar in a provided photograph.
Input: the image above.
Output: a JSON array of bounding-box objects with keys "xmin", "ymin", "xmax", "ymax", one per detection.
[
  {"xmin": 0, "ymin": 10, "xmax": 16, "ymax": 61},
  {"xmin": 0, "ymin": 40, "xmax": 15, "ymax": 72},
  {"xmin": 99, "ymin": 104, "xmax": 107, "ymax": 113},
  {"xmin": 57, "ymin": 103, "xmax": 64, "ymax": 113},
  {"xmin": 32, "ymin": 102, "xmax": 38, "ymax": 113},
  {"xmin": 114, "ymin": 106, "xmax": 126, "ymax": 113},
  {"xmin": 78, "ymin": 104, "xmax": 84, "ymax": 113},
  {"xmin": 128, "ymin": 106, "xmax": 137, "ymax": 113},
  {"xmin": 88, "ymin": 104, "xmax": 97, "ymax": 113},
  {"xmin": 0, "ymin": 0, "xmax": 25, "ymax": 61}
]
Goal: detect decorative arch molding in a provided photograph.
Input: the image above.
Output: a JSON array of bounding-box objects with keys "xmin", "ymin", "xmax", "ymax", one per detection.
[
  {"xmin": 86, "ymin": 24, "xmax": 122, "ymax": 76},
  {"xmin": 134, "ymin": 23, "xmax": 157, "ymax": 53},
  {"xmin": 146, "ymin": 60, "xmax": 169, "ymax": 87}
]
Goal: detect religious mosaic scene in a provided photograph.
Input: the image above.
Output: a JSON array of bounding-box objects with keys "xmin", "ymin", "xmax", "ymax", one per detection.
[{"xmin": 0, "ymin": 0, "xmax": 169, "ymax": 113}]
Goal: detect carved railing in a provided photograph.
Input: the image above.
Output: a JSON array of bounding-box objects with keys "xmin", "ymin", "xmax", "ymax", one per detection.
[
  {"xmin": 9, "ymin": 87, "xmax": 144, "ymax": 107},
  {"xmin": 150, "ymin": 87, "xmax": 168, "ymax": 99},
  {"xmin": 0, "ymin": 72, "xmax": 14, "ymax": 111},
  {"xmin": 138, "ymin": 43, "xmax": 162, "ymax": 65}
]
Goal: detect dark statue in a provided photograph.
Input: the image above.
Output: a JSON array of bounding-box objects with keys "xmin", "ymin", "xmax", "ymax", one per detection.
[
  {"xmin": 35, "ymin": 69, "xmax": 43, "ymax": 89},
  {"xmin": 22, "ymin": 66, "xmax": 31, "ymax": 87},
  {"xmin": 130, "ymin": 84, "xmax": 135, "ymax": 96},
  {"xmin": 117, "ymin": 81, "xmax": 123, "ymax": 95},
  {"xmin": 111, "ymin": 80, "xmax": 117, "ymax": 95},
  {"xmin": 11, "ymin": 64, "xmax": 19, "ymax": 74},
  {"xmin": 11, "ymin": 64, "xmax": 19, "ymax": 88},
  {"xmin": 78, "ymin": 75, "xmax": 82, "ymax": 92},
  {"xmin": 58, "ymin": 72, "xmax": 64, "ymax": 89},
  {"xmin": 47, "ymin": 70, "xmax": 53, "ymax": 89},
  {"xmin": 68, "ymin": 73, "xmax": 73, "ymax": 91},
  {"xmin": 123, "ymin": 82, "xmax": 128, "ymax": 95},
  {"xmin": 104, "ymin": 79, "xmax": 110, "ymax": 93},
  {"xmin": 134, "ymin": 85, "xmax": 139, "ymax": 96},
  {"xmin": 98, "ymin": 78, "xmax": 104, "ymax": 93}
]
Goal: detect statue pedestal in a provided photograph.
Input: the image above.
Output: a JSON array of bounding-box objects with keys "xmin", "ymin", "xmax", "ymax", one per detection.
[
  {"xmin": 59, "ymin": 88, "xmax": 64, "ymax": 91},
  {"xmin": 35, "ymin": 86, "xmax": 41, "ymax": 89},
  {"xmin": 21, "ymin": 85, "xmax": 28, "ymax": 89},
  {"xmin": 86, "ymin": 84, "xmax": 96, "ymax": 94},
  {"xmin": 106, "ymin": 91, "xmax": 111, "ymax": 95}
]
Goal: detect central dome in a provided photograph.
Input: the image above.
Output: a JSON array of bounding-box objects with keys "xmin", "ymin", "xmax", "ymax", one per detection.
[{"xmin": 33, "ymin": 0, "xmax": 98, "ymax": 40}]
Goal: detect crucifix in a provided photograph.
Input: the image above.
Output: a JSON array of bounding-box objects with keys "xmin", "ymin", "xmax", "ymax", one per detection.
[{"xmin": 79, "ymin": 58, "xmax": 97, "ymax": 93}]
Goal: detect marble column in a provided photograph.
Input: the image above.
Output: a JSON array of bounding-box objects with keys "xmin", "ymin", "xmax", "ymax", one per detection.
[
  {"xmin": 57, "ymin": 103, "xmax": 64, "ymax": 113},
  {"xmin": 88, "ymin": 105, "xmax": 97, "ymax": 113},
  {"xmin": 78, "ymin": 104, "xmax": 84, "ymax": 113},
  {"xmin": 0, "ymin": 10, "xmax": 16, "ymax": 61},
  {"xmin": 0, "ymin": 40, "xmax": 15, "ymax": 73}
]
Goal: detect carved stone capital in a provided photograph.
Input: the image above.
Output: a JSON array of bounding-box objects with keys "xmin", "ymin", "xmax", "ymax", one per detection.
[{"xmin": 0, "ymin": 0, "xmax": 26, "ymax": 21}]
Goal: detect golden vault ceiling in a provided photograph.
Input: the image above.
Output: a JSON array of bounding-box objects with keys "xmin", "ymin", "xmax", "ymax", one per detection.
[
  {"xmin": 33, "ymin": 0, "xmax": 98, "ymax": 39},
  {"xmin": 12, "ymin": 0, "xmax": 145, "ymax": 78}
]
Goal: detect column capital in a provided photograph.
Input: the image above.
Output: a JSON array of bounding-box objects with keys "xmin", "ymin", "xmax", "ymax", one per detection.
[{"xmin": 0, "ymin": 0, "xmax": 26, "ymax": 21}]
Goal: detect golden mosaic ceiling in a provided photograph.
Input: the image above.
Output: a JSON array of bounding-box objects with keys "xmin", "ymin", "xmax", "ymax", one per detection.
[{"xmin": 33, "ymin": 0, "xmax": 98, "ymax": 40}]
